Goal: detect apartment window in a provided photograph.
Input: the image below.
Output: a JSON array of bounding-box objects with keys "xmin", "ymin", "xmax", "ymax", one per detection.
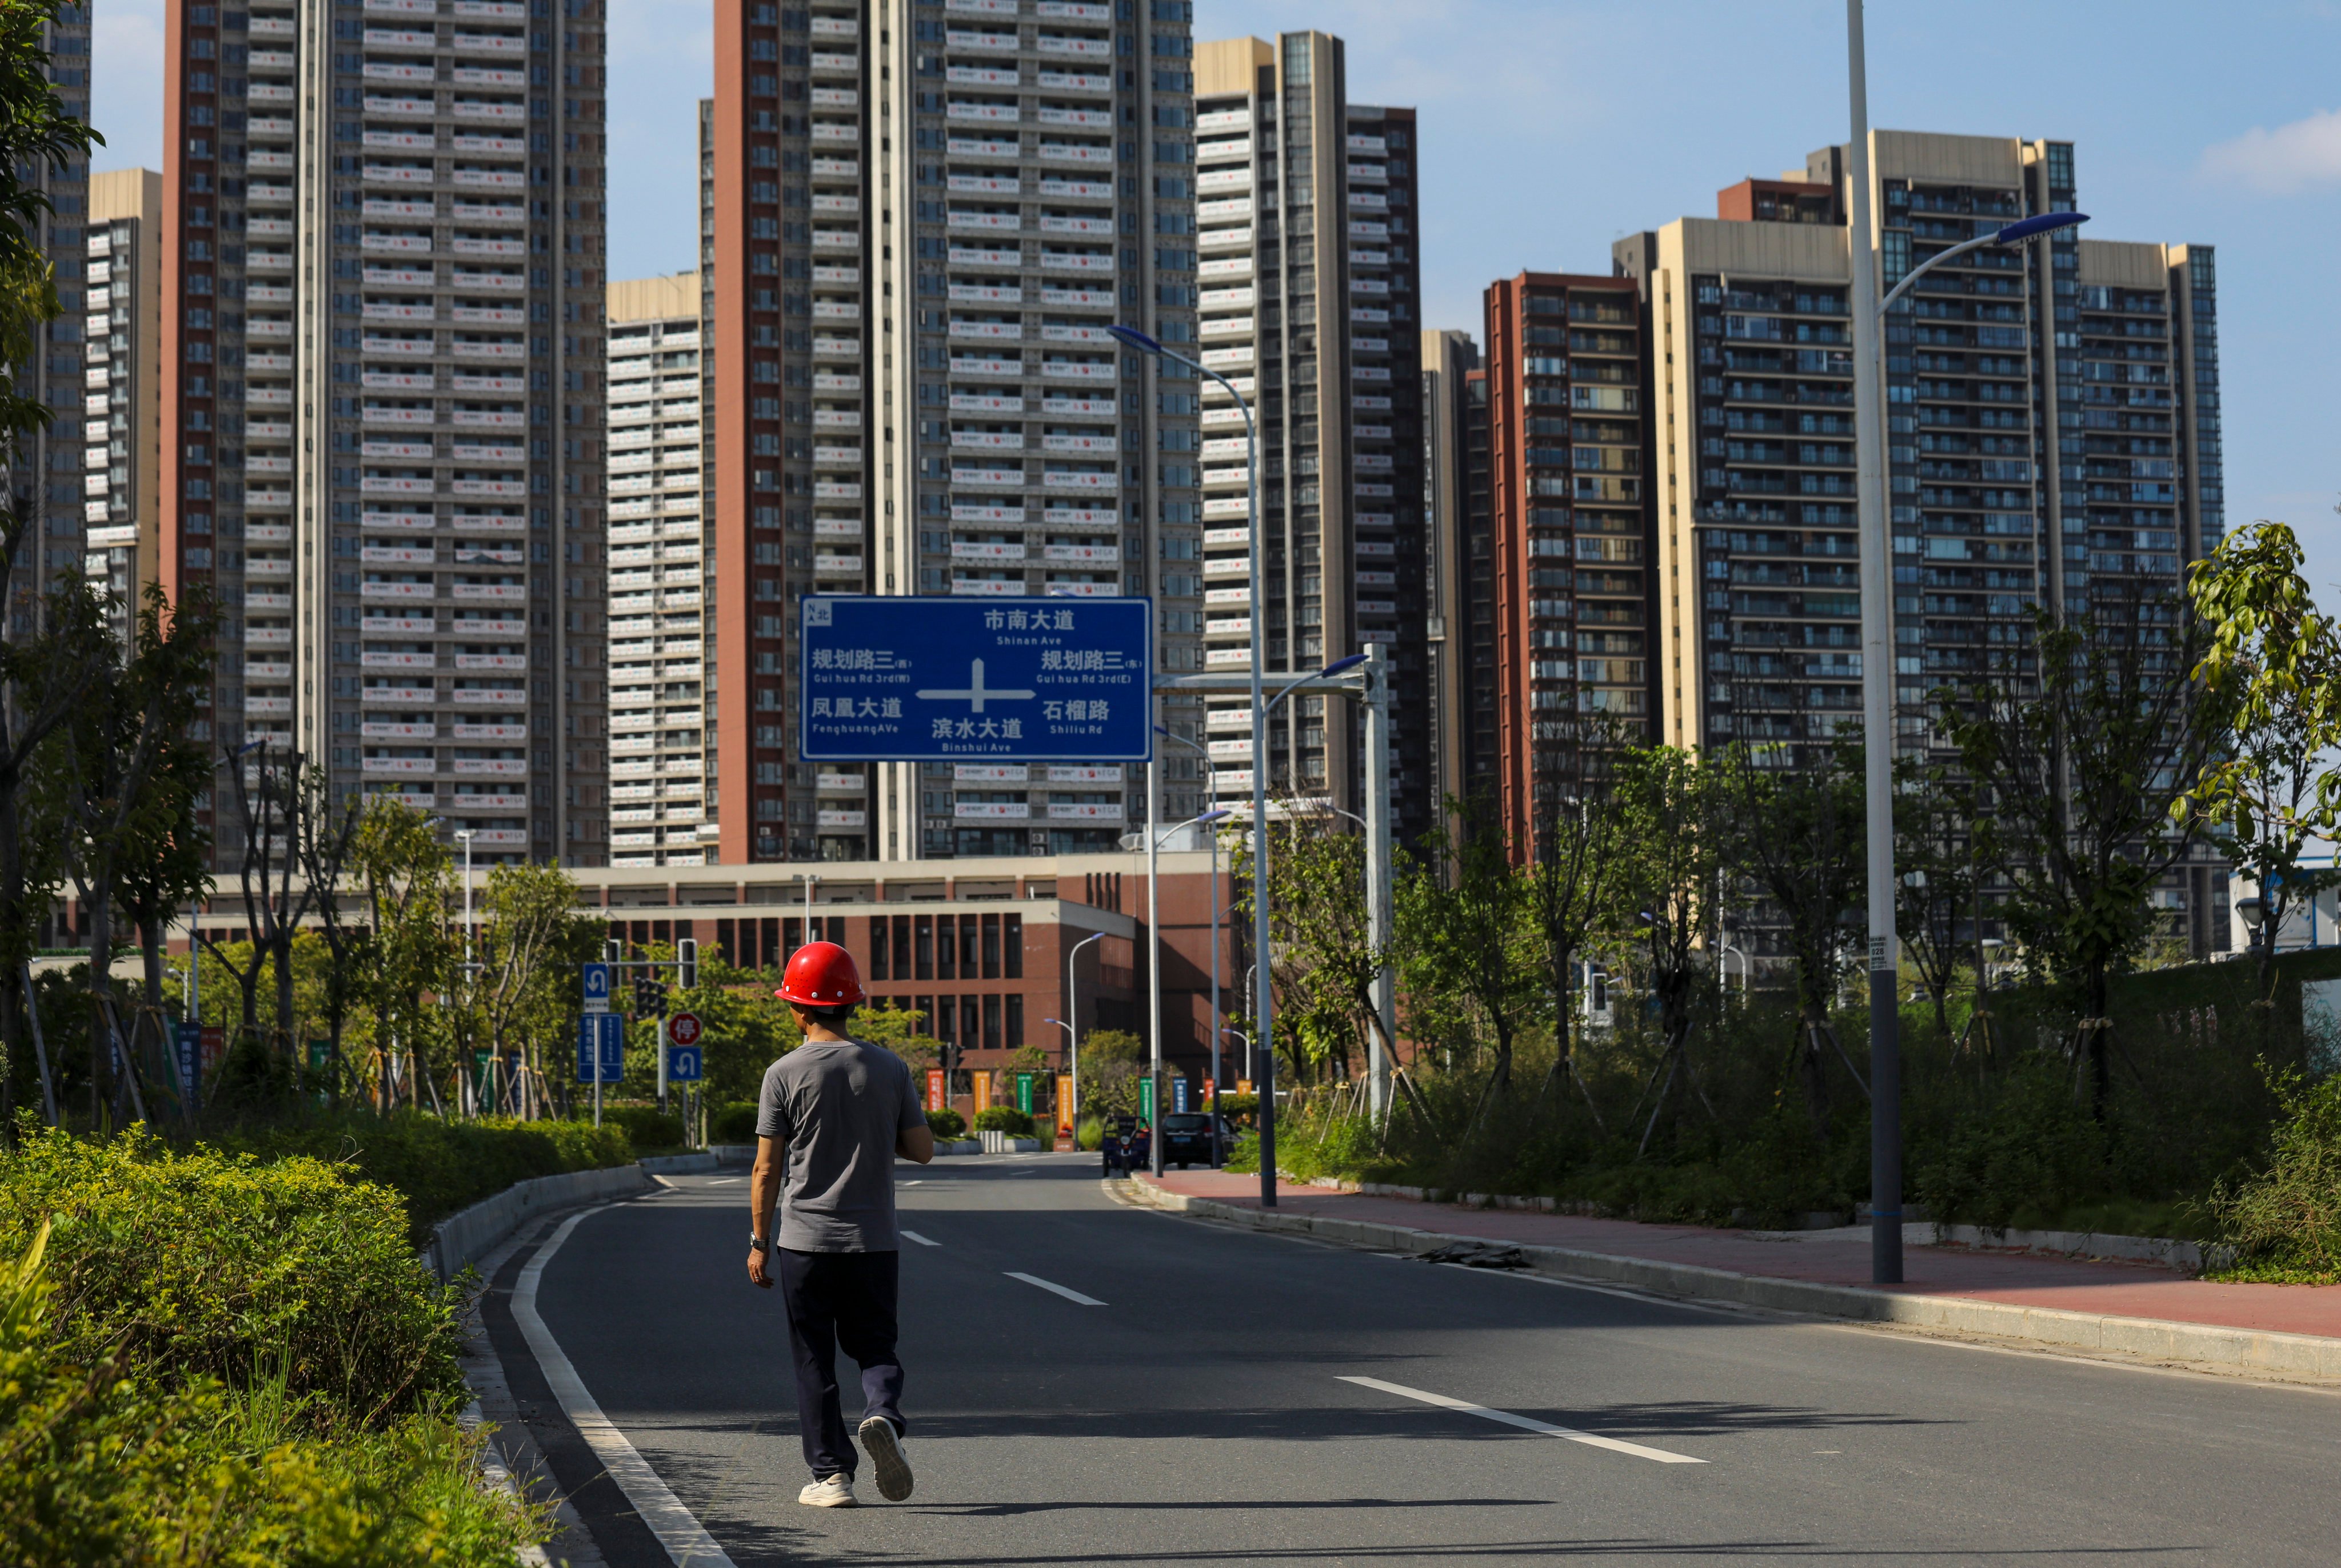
[
  {"xmin": 984, "ymin": 994, "xmax": 1002, "ymax": 1051},
  {"xmin": 915, "ymin": 915, "xmax": 934, "ymax": 980},
  {"xmin": 937, "ymin": 914, "xmax": 956, "ymax": 980},
  {"xmin": 981, "ymin": 913, "xmax": 1000, "ymax": 979},
  {"xmin": 1003, "ymin": 914, "xmax": 1022, "ymax": 978}
]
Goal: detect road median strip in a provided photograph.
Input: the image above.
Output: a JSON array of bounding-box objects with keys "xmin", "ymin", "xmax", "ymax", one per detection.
[{"xmin": 1115, "ymin": 1178, "xmax": 2341, "ymax": 1383}]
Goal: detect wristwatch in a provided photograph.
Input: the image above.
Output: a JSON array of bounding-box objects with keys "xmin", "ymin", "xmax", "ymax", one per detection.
[{"xmin": 749, "ymin": 1233, "xmax": 770, "ymax": 1252}]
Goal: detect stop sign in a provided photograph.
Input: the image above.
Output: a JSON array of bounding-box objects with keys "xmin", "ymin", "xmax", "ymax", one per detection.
[{"xmin": 665, "ymin": 1011, "xmax": 703, "ymax": 1049}]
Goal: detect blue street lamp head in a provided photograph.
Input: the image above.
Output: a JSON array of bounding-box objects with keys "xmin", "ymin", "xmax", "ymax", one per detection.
[
  {"xmin": 1994, "ymin": 211, "xmax": 2088, "ymax": 245},
  {"xmin": 1197, "ymin": 809, "xmax": 1233, "ymax": 824},
  {"xmin": 1318, "ymin": 653, "xmax": 1368, "ymax": 678},
  {"xmin": 1106, "ymin": 323, "xmax": 1165, "ymax": 355}
]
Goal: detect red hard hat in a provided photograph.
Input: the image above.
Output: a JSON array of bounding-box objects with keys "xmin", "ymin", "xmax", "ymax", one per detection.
[{"xmin": 776, "ymin": 941, "xmax": 866, "ymax": 1007}]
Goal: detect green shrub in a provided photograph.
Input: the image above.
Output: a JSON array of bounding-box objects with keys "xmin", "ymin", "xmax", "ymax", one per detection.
[
  {"xmin": 712, "ymin": 1100, "xmax": 761, "ymax": 1143},
  {"xmin": 1221, "ymin": 1129, "xmax": 1261, "ymax": 1173},
  {"xmin": 0, "ymin": 1218, "xmax": 541, "ymax": 1566},
  {"xmin": 1074, "ymin": 1115, "xmax": 1105, "ymax": 1151},
  {"xmin": 596, "ymin": 1105, "xmax": 685, "ymax": 1151},
  {"xmin": 0, "ymin": 1124, "xmax": 464, "ymax": 1423},
  {"xmin": 925, "ymin": 1108, "xmax": 966, "ymax": 1139},
  {"xmin": 2203, "ymin": 1065, "xmax": 2341, "ymax": 1283},
  {"xmin": 211, "ymin": 1111, "xmax": 634, "ymax": 1242},
  {"xmin": 1914, "ymin": 1057, "xmax": 2110, "ymax": 1231},
  {"xmin": 972, "ymin": 1106, "xmax": 1034, "ymax": 1135}
]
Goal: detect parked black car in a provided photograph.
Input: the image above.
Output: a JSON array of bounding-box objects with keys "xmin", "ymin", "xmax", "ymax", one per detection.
[{"xmin": 1158, "ymin": 1112, "xmax": 1223, "ymax": 1169}]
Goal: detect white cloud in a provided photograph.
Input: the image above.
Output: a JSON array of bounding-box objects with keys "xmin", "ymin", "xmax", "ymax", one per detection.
[{"xmin": 2200, "ymin": 106, "xmax": 2341, "ymax": 194}]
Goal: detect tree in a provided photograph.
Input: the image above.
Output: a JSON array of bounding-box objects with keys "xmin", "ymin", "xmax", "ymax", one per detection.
[
  {"xmin": 1892, "ymin": 756, "xmax": 1984, "ymax": 1046},
  {"xmin": 1713, "ymin": 739, "xmax": 1867, "ymax": 1139},
  {"xmin": 1941, "ymin": 603, "xmax": 2230, "ymax": 1115},
  {"xmin": 1248, "ymin": 802, "xmax": 1389, "ymax": 1087},
  {"xmin": 2175, "ymin": 519, "xmax": 2341, "ymax": 993},
  {"xmin": 1612, "ymin": 747, "xmax": 1722, "ymax": 1153},
  {"xmin": 36, "ymin": 585, "xmax": 216, "ymax": 1119},
  {"xmin": 292, "ymin": 770, "xmax": 364, "ymax": 1103},
  {"xmin": 350, "ymin": 799, "xmax": 454, "ymax": 1113},
  {"xmin": 1523, "ymin": 715, "xmax": 1630, "ymax": 1126},
  {"xmin": 467, "ymin": 859, "xmax": 600, "ymax": 1113},
  {"xmin": 0, "ymin": 0, "xmax": 108, "ymax": 1129},
  {"xmin": 1395, "ymin": 793, "xmax": 1539, "ymax": 1105}
]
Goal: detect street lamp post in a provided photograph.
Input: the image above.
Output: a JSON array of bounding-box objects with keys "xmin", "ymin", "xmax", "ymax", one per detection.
[
  {"xmin": 1056, "ymin": 930, "xmax": 1105, "ymax": 1135},
  {"xmin": 1142, "ymin": 806, "xmax": 1231, "ymax": 1175},
  {"xmin": 1040, "ymin": 1015, "xmax": 1075, "ymax": 1140},
  {"xmin": 1844, "ymin": 0, "xmax": 2087, "ymax": 1286},
  {"xmin": 1159, "ymin": 725, "xmax": 1229, "ymax": 1164}
]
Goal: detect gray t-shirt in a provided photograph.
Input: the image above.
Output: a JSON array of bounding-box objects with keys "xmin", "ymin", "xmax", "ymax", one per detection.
[{"xmin": 756, "ymin": 1037, "xmax": 923, "ymax": 1253}]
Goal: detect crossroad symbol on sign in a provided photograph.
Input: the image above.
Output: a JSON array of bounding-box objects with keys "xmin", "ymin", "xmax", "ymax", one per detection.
[{"xmin": 915, "ymin": 657, "xmax": 1034, "ymax": 713}]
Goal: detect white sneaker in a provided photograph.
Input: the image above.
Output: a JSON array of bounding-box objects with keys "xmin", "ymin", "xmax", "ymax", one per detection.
[
  {"xmin": 798, "ymin": 1474, "xmax": 858, "ymax": 1508},
  {"xmin": 858, "ymin": 1415, "xmax": 914, "ymax": 1502}
]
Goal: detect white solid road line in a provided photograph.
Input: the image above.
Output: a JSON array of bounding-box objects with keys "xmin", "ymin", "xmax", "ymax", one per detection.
[
  {"xmin": 1005, "ymin": 1270, "xmax": 1106, "ymax": 1306},
  {"xmin": 901, "ymin": 1230, "xmax": 941, "ymax": 1247},
  {"xmin": 516, "ymin": 1207, "xmax": 741, "ymax": 1567},
  {"xmin": 705, "ymin": 1177, "xmax": 740, "ymax": 1186},
  {"xmin": 1337, "ymin": 1375, "xmax": 1706, "ymax": 1465}
]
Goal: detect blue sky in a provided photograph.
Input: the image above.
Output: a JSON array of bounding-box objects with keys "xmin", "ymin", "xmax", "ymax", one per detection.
[{"xmin": 92, "ymin": 1, "xmax": 2340, "ymax": 587}]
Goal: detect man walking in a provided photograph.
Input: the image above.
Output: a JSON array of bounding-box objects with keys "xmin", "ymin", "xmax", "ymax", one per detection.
[{"xmin": 748, "ymin": 940, "xmax": 934, "ymax": 1507}]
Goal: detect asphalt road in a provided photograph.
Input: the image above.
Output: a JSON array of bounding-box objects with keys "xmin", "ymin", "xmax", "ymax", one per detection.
[{"xmin": 489, "ymin": 1154, "xmax": 2341, "ymax": 1566}]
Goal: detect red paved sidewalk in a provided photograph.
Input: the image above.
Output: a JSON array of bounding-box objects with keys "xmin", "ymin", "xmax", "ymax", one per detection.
[{"xmin": 1137, "ymin": 1169, "xmax": 2341, "ymax": 1342}]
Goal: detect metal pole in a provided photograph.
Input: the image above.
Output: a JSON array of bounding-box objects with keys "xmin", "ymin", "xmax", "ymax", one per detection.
[
  {"xmin": 1845, "ymin": 0, "xmax": 1903, "ymax": 1285},
  {"xmin": 1208, "ymin": 818, "xmax": 1222, "ymax": 1163},
  {"xmin": 1362, "ymin": 643, "xmax": 1395, "ymax": 1122},
  {"xmin": 1147, "ymin": 753, "xmax": 1164, "ymax": 1173},
  {"xmin": 1065, "ymin": 930, "xmax": 1103, "ymax": 1135}
]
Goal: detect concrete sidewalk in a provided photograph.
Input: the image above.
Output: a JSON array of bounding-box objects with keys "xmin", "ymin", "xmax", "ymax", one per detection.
[{"xmin": 1127, "ymin": 1169, "xmax": 2341, "ymax": 1382}]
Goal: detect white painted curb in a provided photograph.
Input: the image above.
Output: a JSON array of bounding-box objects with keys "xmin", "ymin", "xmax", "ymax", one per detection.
[
  {"xmin": 425, "ymin": 1165, "xmax": 652, "ymax": 1283},
  {"xmin": 1121, "ymin": 1182, "xmax": 2341, "ymax": 1381}
]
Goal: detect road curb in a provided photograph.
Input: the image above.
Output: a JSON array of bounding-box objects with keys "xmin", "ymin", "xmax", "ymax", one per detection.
[
  {"xmin": 1117, "ymin": 1179, "xmax": 2341, "ymax": 1382},
  {"xmin": 425, "ymin": 1165, "xmax": 653, "ymax": 1283}
]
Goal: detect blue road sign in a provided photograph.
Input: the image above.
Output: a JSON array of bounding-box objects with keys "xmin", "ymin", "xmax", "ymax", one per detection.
[
  {"xmin": 666, "ymin": 1045, "xmax": 704, "ymax": 1083},
  {"xmin": 574, "ymin": 1014, "xmax": 624, "ymax": 1083},
  {"xmin": 800, "ymin": 594, "xmax": 1152, "ymax": 762},
  {"xmin": 175, "ymin": 1021, "xmax": 203, "ymax": 1112},
  {"xmin": 582, "ymin": 962, "xmax": 613, "ymax": 1013}
]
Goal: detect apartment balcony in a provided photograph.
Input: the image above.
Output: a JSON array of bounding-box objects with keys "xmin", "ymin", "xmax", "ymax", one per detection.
[
  {"xmin": 1036, "ymin": 33, "xmax": 1112, "ymax": 59},
  {"xmin": 1034, "ymin": 105, "xmax": 1110, "ymax": 129},
  {"xmin": 1196, "ymin": 138, "xmax": 1252, "ymax": 166},
  {"xmin": 810, "ymin": 51, "xmax": 857, "ymax": 74},
  {"xmin": 1037, "ymin": 71, "xmax": 1111, "ymax": 95},
  {"xmin": 363, "ymin": 753, "xmax": 437, "ymax": 777},
  {"xmin": 1041, "ymin": 433, "xmax": 1115, "ymax": 454},
  {"xmin": 949, "ymin": 282, "xmax": 1022, "ymax": 305},
  {"xmin": 1040, "ymin": 357, "xmax": 1115, "ymax": 381},
  {"xmin": 1037, "ymin": 142, "xmax": 1114, "ymax": 166},
  {"xmin": 451, "ymin": 31, "xmax": 525, "ymax": 55},
  {"xmin": 945, "ymin": 28, "xmax": 1018, "ymax": 53},
  {"xmin": 1037, "ymin": 178, "xmax": 1112, "ymax": 202},
  {"xmin": 810, "ymin": 121, "xmax": 860, "ymax": 145},
  {"xmin": 1041, "ymin": 466, "xmax": 1114, "ymax": 492},
  {"xmin": 1198, "ymin": 226, "xmax": 1255, "ymax": 252},
  {"xmin": 947, "ymin": 65, "xmax": 1018, "ymax": 89},
  {"xmin": 451, "ymin": 66, "xmax": 526, "ymax": 89}
]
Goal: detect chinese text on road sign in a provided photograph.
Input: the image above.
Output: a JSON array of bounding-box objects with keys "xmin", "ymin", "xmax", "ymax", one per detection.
[{"xmin": 800, "ymin": 595, "xmax": 1152, "ymax": 762}]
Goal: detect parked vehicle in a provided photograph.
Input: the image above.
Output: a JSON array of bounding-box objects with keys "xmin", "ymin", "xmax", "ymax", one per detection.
[{"xmin": 1158, "ymin": 1112, "xmax": 1221, "ymax": 1169}]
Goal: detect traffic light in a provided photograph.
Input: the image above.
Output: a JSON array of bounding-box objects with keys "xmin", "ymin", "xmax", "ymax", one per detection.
[
  {"xmin": 633, "ymin": 974, "xmax": 669, "ymax": 1018},
  {"xmin": 677, "ymin": 937, "xmax": 698, "ymax": 990}
]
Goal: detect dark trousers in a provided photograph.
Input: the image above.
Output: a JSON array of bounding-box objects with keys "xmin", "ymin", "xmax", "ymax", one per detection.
[{"xmin": 776, "ymin": 1247, "xmax": 905, "ymax": 1481}]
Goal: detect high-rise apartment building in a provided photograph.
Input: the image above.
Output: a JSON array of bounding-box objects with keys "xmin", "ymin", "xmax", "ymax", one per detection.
[
  {"xmin": 84, "ymin": 169, "xmax": 165, "ymax": 651},
  {"xmin": 1420, "ymin": 326, "xmax": 1476, "ymax": 815},
  {"xmin": 707, "ymin": 0, "xmax": 1199, "ymax": 865},
  {"xmin": 5, "ymin": 2, "xmax": 91, "ymax": 625},
  {"xmin": 161, "ymin": 0, "xmax": 609, "ymax": 868},
  {"xmin": 1608, "ymin": 130, "xmax": 2224, "ymax": 941},
  {"xmin": 604, "ymin": 272, "xmax": 709, "ymax": 867},
  {"xmin": 1477, "ymin": 270, "xmax": 1649, "ymax": 853},
  {"xmin": 1614, "ymin": 132, "xmax": 2219, "ymax": 767},
  {"xmin": 1187, "ymin": 31, "xmax": 1431, "ymax": 841}
]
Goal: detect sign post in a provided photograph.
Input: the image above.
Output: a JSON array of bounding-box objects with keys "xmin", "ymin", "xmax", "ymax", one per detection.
[
  {"xmin": 175, "ymin": 1021, "xmax": 203, "ymax": 1118},
  {"xmin": 800, "ymin": 595, "xmax": 1153, "ymax": 763},
  {"xmin": 577, "ymin": 1013, "xmax": 623, "ymax": 1126}
]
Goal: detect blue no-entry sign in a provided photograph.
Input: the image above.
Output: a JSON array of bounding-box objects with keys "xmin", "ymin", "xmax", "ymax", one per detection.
[
  {"xmin": 799, "ymin": 594, "xmax": 1152, "ymax": 762},
  {"xmin": 581, "ymin": 962, "xmax": 613, "ymax": 1013},
  {"xmin": 574, "ymin": 1014, "xmax": 624, "ymax": 1083},
  {"xmin": 666, "ymin": 1045, "xmax": 704, "ymax": 1083}
]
